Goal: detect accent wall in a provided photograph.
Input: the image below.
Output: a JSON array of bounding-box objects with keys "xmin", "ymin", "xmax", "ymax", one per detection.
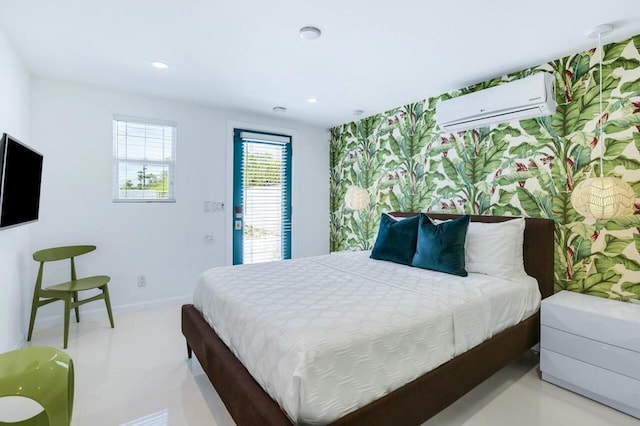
[{"xmin": 329, "ymin": 34, "xmax": 640, "ymax": 301}]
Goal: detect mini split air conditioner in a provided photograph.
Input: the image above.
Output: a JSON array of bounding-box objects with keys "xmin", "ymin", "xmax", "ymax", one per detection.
[{"xmin": 435, "ymin": 72, "xmax": 557, "ymax": 132}]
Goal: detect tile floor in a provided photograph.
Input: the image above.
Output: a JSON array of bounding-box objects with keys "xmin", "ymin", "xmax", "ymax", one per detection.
[{"xmin": 10, "ymin": 304, "xmax": 639, "ymax": 425}]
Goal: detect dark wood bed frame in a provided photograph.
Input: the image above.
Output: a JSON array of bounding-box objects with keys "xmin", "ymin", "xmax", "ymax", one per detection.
[{"xmin": 181, "ymin": 213, "xmax": 555, "ymax": 425}]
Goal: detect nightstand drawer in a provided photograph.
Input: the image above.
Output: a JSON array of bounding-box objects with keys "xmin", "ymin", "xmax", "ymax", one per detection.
[
  {"xmin": 541, "ymin": 325, "xmax": 640, "ymax": 380},
  {"xmin": 541, "ymin": 291, "xmax": 640, "ymax": 352},
  {"xmin": 541, "ymin": 349, "xmax": 640, "ymax": 419}
]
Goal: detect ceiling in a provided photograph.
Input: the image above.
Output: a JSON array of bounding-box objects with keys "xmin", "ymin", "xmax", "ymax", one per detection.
[{"xmin": 1, "ymin": 1, "xmax": 639, "ymax": 129}]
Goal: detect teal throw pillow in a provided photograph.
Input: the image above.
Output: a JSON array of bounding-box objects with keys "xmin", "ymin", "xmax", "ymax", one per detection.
[
  {"xmin": 370, "ymin": 213, "xmax": 419, "ymax": 265},
  {"xmin": 412, "ymin": 214, "xmax": 470, "ymax": 277}
]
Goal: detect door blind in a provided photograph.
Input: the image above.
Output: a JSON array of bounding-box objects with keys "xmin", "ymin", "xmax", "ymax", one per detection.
[{"xmin": 236, "ymin": 131, "xmax": 291, "ymax": 264}]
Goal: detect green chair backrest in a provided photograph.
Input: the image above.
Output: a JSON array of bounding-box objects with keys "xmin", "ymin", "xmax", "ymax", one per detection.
[
  {"xmin": 32, "ymin": 245, "xmax": 97, "ymax": 292},
  {"xmin": 33, "ymin": 246, "xmax": 96, "ymax": 263}
]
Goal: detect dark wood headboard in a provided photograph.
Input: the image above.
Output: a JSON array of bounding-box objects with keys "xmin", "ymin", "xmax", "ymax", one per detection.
[{"xmin": 390, "ymin": 212, "xmax": 555, "ymax": 299}]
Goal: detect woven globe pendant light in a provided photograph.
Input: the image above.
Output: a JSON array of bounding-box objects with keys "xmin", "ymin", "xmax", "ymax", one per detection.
[
  {"xmin": 570, "ymin": 24, "xmax": 636, "ymax": 220},
  {"xmin": 345, "ymin": 186, "xmax": 369, "ymax": 210},
  {"xmin": 572, "ymin": 176, "xmax": 635, "ymax": 219}
]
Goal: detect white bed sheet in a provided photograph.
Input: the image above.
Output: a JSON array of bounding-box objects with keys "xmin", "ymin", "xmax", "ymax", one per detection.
[{"xmin": 193, "ymin": 250, "xmax": 540, "ymax": 425}]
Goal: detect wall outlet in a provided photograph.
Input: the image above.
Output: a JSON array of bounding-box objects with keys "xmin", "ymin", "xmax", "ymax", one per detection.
[{"xmin": 137, "ymin": 275, "xmax": 146, "ymax": 287}]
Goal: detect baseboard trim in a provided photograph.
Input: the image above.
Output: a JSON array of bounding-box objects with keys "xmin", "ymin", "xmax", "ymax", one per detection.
[{"xmin": 31, "ymin": 294, "xmax": 192, "ymax": 327}]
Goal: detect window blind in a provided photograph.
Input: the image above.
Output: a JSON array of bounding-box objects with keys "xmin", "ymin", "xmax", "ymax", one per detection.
[{"xmin": 113, "ymin": 117, "xmax": 176, "ymax": 202}]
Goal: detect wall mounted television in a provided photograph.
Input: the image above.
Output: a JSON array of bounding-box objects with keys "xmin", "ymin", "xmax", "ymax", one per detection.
[{"xmin": 0, "ymin": 133, "xmax": 44, "ymax": 229}]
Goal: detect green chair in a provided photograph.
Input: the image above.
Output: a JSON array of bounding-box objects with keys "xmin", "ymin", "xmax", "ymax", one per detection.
[
  {"xmin": 0, "ymin": 346, "xmax": 74, "ymax": 426},
  {"xmin": 27, "ymin": 245, "xmax": 114, "ymax": 349}
]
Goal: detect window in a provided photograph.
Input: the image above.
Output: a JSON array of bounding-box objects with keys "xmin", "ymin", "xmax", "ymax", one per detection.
[
  {"xmin": 113, "ymin": 116, "xmax": 176, "ymax": 202},
  {"xmin": 233, "ymin": 129, "xmax": 291, "ymax": 264}
]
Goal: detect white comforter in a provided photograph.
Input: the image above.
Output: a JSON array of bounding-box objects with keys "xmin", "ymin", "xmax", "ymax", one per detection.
[{"xmin": 193, "ymin": 250, "xmax": 540, "ymax": 425}]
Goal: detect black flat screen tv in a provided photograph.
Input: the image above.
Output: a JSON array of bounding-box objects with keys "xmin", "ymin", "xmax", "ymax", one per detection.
[{"xmin": 0, "ymin": 133, "xmax": 44, "ymax": 229}]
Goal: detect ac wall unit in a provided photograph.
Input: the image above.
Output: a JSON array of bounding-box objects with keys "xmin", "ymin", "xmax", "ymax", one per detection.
[{"xmin": 435, "ymin": 72, "xmax": 557, "ymax": 132}]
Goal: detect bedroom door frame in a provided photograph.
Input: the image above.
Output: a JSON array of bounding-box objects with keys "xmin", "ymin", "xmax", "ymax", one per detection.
[{"xmin": 225, "ymin": 121, "xmax": 297, "ymax": 266}]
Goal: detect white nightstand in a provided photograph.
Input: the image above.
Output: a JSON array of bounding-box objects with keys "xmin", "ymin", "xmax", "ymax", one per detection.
[{"xmin": 540, "ymin": 290, "xmax": 640, "ymax": 419}]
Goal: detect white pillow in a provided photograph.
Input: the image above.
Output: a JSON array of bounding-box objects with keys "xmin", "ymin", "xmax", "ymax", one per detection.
[
  {"xmin": 465, "ymin": 218, "xmax": 526, "ymax": 280},
  {"xmin": 432, "ymin": 217, "xmax": 526, "ymax": 280}
]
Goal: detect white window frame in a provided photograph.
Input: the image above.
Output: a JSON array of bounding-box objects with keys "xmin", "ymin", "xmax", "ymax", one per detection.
[{"xmin": 112, "ymin": 115, "xmax": 177, "ymax": 203}]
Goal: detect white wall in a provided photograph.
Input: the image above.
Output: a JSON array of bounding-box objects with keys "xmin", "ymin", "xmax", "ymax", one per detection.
[
  {"xmin": 29, "ymin": 78, "xmax": 330, "ymax": 324},
  {"xmin": 0, "ymin": 28, "xmax": 31, "ymax": 352}
]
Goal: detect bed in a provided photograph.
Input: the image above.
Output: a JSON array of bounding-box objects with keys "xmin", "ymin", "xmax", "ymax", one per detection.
[{"xmin": 181, "ymin": 213, "xmax": 555, "ymax": 425}]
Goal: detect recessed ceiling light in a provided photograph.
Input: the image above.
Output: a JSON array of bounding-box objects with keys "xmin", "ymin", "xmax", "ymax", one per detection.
[
  {"xmin": 353, "ymin": 110, "xmax": 365, "ymax": 116},
  {"xmin": 151, "ymin": 61, "xmax": 168, "ymax": 69},
  {"xmin": 307, "ymin": 97, "xmax": 318, "ymax": 103},
  {"xmin": 273, "ymin": 106, "xmax": 287, "ymax": 113},
  {"xmin": 299, "ymin": 26, "xmax": 322, "ymax": 40}
]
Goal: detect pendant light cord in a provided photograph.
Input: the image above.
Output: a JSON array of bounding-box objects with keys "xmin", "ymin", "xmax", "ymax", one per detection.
[{"xmin": 598, "ymin": 31, "xmax": 604, "ymax": 178}]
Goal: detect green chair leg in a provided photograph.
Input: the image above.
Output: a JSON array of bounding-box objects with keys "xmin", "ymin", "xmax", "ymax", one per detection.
[
  {"xmin": 102, "ymin": 285, "xmax": 115, "ymax": 328},
  {"xmin": 72, "ymin": 291, "xmax": 80, "ymax": 323},
  {"xmin": 63, "ymin": 295, "xmax": 71, "ymax": 350},
  {"xmin": 27, "ymin": 292, "xmax": 40, "ymax": 342}
]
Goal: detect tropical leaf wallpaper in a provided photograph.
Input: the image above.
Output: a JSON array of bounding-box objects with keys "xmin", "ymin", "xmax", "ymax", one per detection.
[{"xmin": 330, "ymin": 34, "xmax": 640, "ymax": 301}]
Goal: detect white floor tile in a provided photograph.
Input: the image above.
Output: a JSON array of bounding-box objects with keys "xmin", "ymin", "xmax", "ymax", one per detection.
[
  {"xmin": 425, "ymin": 351, "xmax": 639, "ymax": 425},
  {"xmin": 22, "ymin": 304, "xmax": 640, "ymax": 426}
]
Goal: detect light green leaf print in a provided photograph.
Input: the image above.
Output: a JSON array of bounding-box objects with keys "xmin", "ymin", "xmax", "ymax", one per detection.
[
  {"xmin": 519, "ymin": 118, "xmax": 547, "ymax": 140},
  {"xmin": 493, "ymin": 171, "xmax": 535, "ymax": 186},
  {"xmin": 593, "ymin": 156, "xmax": 640, "ymax": 177},
  {"xmin": 516, "ymin": 187, "xmax": 551, "ymax": 218},
  {"xmin": 507, "ymin": 141, "xmax": 540, "ymax": 157},
  {"xmin": 572, "ymin": 235, "xmax": 593, "ymax": 264},
  {"xmin": 568, "ymin": 144, "xmax": 593, "ymax": 176},
  {"xmin": 603, "ymin": 216, "xmax": 640, "ymax": 231},
  {"xmin": 490, "ymin": 204, "xmax": 522, "ymax": 216},
  {"xmin": 603, "ymin": 116, "xmax": 640, "ymax": 134},
  {"xmin": 603, "ymin": 40, "xmax": 630, "ymax": 62},
  {"xmin": 552, "ymin": 192, "xmax": 580, "ymax": 224},
  {"xmin": 634, "ymin": 34, "xmax": 640, "ymax": 52},
  {"xmin": 497, "ymin": 189, "xmax": 516, "ymax": 205},
  {"xmin": 602, "ymin": 57, "xmax": 640, "ymax": 74},
  {"xmin": 603, "ymin": 234, "xmax": 632, "ymax": 255},
  {"xmin": 620, "ymin": 79, "xmax": 640, "ymax": 93},
  {"xmin": 581, "ymin": 280, "xmax": 616, "ymax": 298},
  {"xmin": 575, "ymin": 262, "xmax": 619, "ymax": 297},
  {"xmin": 477, "ymin": 192, "xmax": 491, "ymax": 214},
  {"xmin": 595, "ymin": 254, "xmax": 640, "ymax": 272},
  {"xmin": 621, "ymin": 282, "xmax": 640, "ymax": 297},
  {"xmin": 568, "ymin": 53, "xmax": 592, "ymax": 83},
  {"xmin": 603, "ymin": 138, "xmax": 634, "ymax": 158},
  {"xmin": 442, "ymin": 157, "xmax": 459, "ymax": 183}
]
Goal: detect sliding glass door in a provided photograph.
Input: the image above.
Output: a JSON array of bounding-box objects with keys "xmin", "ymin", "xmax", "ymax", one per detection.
[{"xmin": 233, "ymin": 129, "xmax": 291, "ymax": 265}]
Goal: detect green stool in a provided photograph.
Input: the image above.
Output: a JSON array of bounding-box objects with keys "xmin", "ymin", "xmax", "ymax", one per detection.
[{"xmin": 0, "ymin": 346, "xmax": 74, "ymax": 426}]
